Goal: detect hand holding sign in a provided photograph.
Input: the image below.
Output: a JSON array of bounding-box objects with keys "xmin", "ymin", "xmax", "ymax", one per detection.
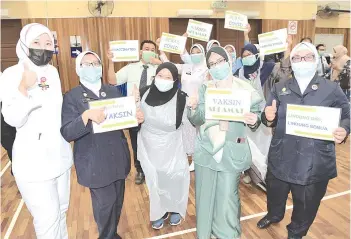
[
  {"xmin": 244, "ymin": 112, "xmax": 258, "ymax": 126},
  {"xmin": 89, "ymin": 108, "xmax": 106, "ymax": 125},
  {"xmin": 107, "ymin": 50, "xmax": 114, "ymax": 62},
  {"xmin": 136, "ymin": 108, "xmax": 145, "ymax": 124},
  {"xmin": 265, "ymin": 100, "xmax": 277, "ymax": 122},
  {"xmin": 132, "ymin": 85, "xmax": 140, "ymax": 103},
  {"xmin": 333, "ymin": 127, "xmax": 347, "ymax": 143},
  {"xmin": 188, "ymin": 89, "xmax": 199, "ymax": 110},
  {"xmin": 20, "ymin": 62, "xmax": 37, "ymax": 90}
]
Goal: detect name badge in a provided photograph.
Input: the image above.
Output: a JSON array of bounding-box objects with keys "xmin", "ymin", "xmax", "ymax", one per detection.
[{"xmin": 279, "ymin": 87, "xmax": 291, "ymax": 96}]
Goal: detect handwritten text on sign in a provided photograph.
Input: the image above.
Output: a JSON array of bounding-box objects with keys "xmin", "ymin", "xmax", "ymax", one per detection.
[
  {"xmin": 159, "ymin": 33, "xmax": 187, "ymax": 55},
  {"xmin": 258, "ymin": 28, "xmax": 288, "ymax": 55},
  {"xmin": 286, "ymin": 104, "xmax": 341, "ymax": 141},
  {"xmin": 89, "ymin": 97, "xmax": 138, "ymax": 134},
  {"xmin": 224, "ymin": 11, "xmax": 248, "ymax": 32},
  {"xmin": 109, "ymin": 40, "xmax": 139, "ymax": 62},
  {"xmin": 205, "ymin": 88, "xmax": 251, "ymax": 122},
  {"xmin": 186, "ymin": 19, "xmax": 213, "ymax": 42}
]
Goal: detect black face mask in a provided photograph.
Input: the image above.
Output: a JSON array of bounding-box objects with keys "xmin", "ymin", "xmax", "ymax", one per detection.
[{"xmin": 28, "ymin": 48, "xmax": 53, "ymax": 66}]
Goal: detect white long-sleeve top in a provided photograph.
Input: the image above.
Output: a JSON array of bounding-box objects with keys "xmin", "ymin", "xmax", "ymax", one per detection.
[{"xmin": 1, "ymin": 64, "xmax": 73, "ymax": 182}]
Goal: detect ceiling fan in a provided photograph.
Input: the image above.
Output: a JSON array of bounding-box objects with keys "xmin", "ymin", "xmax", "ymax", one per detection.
[{"xmin": 88, "ymin": 1, "xmax": 114, "ymax": 17}]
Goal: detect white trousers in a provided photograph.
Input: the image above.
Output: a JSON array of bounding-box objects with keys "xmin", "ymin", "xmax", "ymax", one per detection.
[{"xmin": 16, "ymin": 169, "xmax": 71, "ymax": 239}]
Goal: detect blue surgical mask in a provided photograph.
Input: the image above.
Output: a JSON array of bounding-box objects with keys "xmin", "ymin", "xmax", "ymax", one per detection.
[
  {"xmin": 209, "ymin": 62, "xmax": 231, "ymax": 81},
  {"xmin": 80, "ymin": 66, "xmax": 102, "ymax": 83},
  {"xmin": 191, "ymin": 53, "xmax": 204, "ymax": 64},
  {"xmin": 242, "ymin": 54, "xmax": 257, "ymax": 66},
  {"xmin": 181, "ymin": 54, "xmax": 192, "ymax": 64},
  {"xmin": 231, "ymin": 52, "xmax": 237, "ymax": 62}
]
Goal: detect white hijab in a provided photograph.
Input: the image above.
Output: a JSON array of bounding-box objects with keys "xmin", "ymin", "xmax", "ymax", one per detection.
[
  {"xmin": 206, "ymin": 40, "xmax": 220, "ymax": 52},
  {"xmin": 75, "ymin": 51, "xmax": 102, "ymax": 96},
  {"xmin": 16, "ymin": 23, "xmax": 54, "ymax": 76},
  {"xmin": 290, "ymin": 42, "xmax": 319, "ymax": 94}
]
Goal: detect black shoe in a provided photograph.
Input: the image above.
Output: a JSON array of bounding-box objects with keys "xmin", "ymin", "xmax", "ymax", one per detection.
[
  {"xmin": 257, "ymin": 216, "xmax": 280, "ymax": 229},
  {"xmin": 135, "ymin": 172, "xmax": 145, "ymax": 185}
]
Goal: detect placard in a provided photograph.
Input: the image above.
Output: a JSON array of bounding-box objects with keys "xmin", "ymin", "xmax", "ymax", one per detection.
[
  {"xmin": 288, "ymin": 21, "xmax": 298, "ymax": 35},
  {"xmin": 205, "ymin": 88, "xmax": 251, "ymax": 122},
  {"xmin": 89, "ymin": 97, "xmax": 138, "ymax": 134},
  {"xmin": 159, "ymin": 33, "xmax": 187, "ymax": 55},
  {"xmin": 109, "ymin": 40, "xmax": 139, "ymax": 62},
  {"xmin": 224, "ymin": 11, "xmax": 248, "ymax": 32},
  {"xmin": 286, "ymin": 104, "xmax": 341, "ymax": 141},
  {"xmin": 186, "ymin": 19, "xmax": 213, "ymax": 42},
  {"xmin": 258, "ymin": 28, "xmax": 288, "ymax": 55}
]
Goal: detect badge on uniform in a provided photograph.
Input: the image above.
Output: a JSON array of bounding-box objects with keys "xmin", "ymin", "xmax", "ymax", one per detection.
[
  {"xmin": 38, "ymin": 77, "xmax": 49, "ymax": 91},
  {"xmin": 312, "ymin": 84, "xmax": 318, "ymax": 91},
  {"xmin": 186, "ymin": 71, "xmax": 191, "ymax": 75},
  {"xmin": 101, "ymin": 92, "xmax": 106, "ymax": 97},
  {"xmin": 279, "ymin": 87, "xmax": 291, "ymax": 96}
]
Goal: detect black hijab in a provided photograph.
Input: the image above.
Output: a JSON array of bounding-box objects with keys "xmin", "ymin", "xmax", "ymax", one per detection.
[
  {"xmin": 145, "ymin": 62, "xmax": 180, "ymax": 107},
  {"xmin": 241, "ymin": 44, "xmax": 260, "ymax": 79},
  {"xmin": 241, "ymin": 44, "xmax": 275, "ymax": 86}
]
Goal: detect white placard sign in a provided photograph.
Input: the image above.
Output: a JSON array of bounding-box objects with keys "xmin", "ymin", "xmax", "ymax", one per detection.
[
  {"xmin": 258, "ymin": 28, "xmax": 288, "ymax": 55},
  {"xmin": 205, "ymin": 88, "xmax": 251, "ymax": 122},
  {"xmin": 288, "ymin": 21, "xmax": 298, "ymax": 35},
  {"xmin": 286, "ymin": 104, "xmax": 341, "ymax": 141},
  {"xmin": 224, "ymin": 11, "xmax": 248, "ymax": 32},
  {"xmin": 109, "ymin": 40, "xmax": 139, "ymax": 62},
  {"xmin": 159, "ymin": 33, "xmax": 187, "ymax": 55},
  {"xmin": 89, "ymin": 97, "xmax": 138, "ymax": 134},
  {"xmin": 186, "ymin": 19, "xmax": 213, "ymax": 42}
]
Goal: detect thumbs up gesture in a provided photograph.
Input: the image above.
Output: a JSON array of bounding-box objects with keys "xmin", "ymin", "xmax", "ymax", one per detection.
[
  {"xmin": 20, "ymin": 62, "xmax": 37, "ymax": 90},
  {"xmin": 265, "ymin": 100, "xmax": 277, "ymax": 122},
  {"xmin": 132, "ymin": 84, "xmax": 140, "ymax": 103},
  {"xmin": 188, "ymin": 89, "xmax": 199, "ymax": 110}
]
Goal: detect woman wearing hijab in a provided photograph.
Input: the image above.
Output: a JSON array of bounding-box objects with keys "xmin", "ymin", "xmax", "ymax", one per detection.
[
  {"xmin": 61, "ymin": 51, "xmax": 144, "ymax": 239},
  {"xmin": 159, "ymin": 44, "xmax": 207, "ymax": 172},
  {"xmin": 188, "ymin": 46, "xmax": 262, "ymax": 239},
  {"xmin": 1, "ymin": 23, "xmax": 73, "ymax": 238},
  {"xmin": 206, "ymin": 39, "xmax": 221, "ymax": 52},
  {"xmin": 330, "ymin": 45, "xmax": 350, "ymax": 99},
  {"xmin": 137, "ymin": 62, "xmax": 190, "ymax": 229},
  {"xmin": 257, "ymin": 42, "xmax": 350, "ymax": 239}
]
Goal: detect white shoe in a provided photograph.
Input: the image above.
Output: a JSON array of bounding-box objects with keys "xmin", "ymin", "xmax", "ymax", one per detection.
[
  {"xmin": 189, "ymin": 161, "xmax": 195, "ymax": 172},
  {"xmin": 243, "ymin": 175, "xmax": 251, "ymax": 184}
]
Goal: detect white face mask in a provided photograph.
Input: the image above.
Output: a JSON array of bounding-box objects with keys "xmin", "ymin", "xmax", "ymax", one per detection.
[
  {"xmin": 291, "ymin": 62, "xmax": 317, "ymax": 80},
  {"xmin": 154, "ymin": 77, "xmax": 174, "ymax": 92}
]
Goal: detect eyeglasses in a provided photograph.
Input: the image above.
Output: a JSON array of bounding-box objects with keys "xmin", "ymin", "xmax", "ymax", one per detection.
[
  {"xmin": 208, "ymin": 58, "xmax": 226, "ymax": 69},
  {"xmin": 291, "ymin": 54, "xmax": 315, "ymax": 63},
  {"xmin": 80, "ymin": 62, "xmax": 101, "ymax": 67}
]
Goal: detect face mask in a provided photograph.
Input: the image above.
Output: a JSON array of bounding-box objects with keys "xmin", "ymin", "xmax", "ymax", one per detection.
[
  {"xmin": 181, "ymin": 54, "xmax": 192, "ymax": 64},
  {"xmin": 80, "ymin": 66, "xmax": 102, "ymax": 83},
  {"xmin": 242, "ymin": 54, "xmax": 257, "ymax": 66},
  {"xmin": 142, "ymin": 51, "xmax": 157, "ymax": 64},
  {"xmin": 191, "ymin": 53, "xmax": 204, "ymax": 64},
  {"xmin": 28, "ymin": 48, "xmax": 53, "ymax": 66},
  {"xmin": 209, "ymin": 62, "xmax": 231, "ymax": 81},
  {"xmin": 291, "ymin": 62, "xmax": 317, "ymax": 79},
  {"xmin": 318, "ymin": 50, "xmax": 325, "ymax": 57},
  {"xmin": 154, "ymin": 77, "xmax": 174, "ymax": 92},
  {"xmin": 231, "ymin": 52, "xmax": 237, "ymax": 62}
]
